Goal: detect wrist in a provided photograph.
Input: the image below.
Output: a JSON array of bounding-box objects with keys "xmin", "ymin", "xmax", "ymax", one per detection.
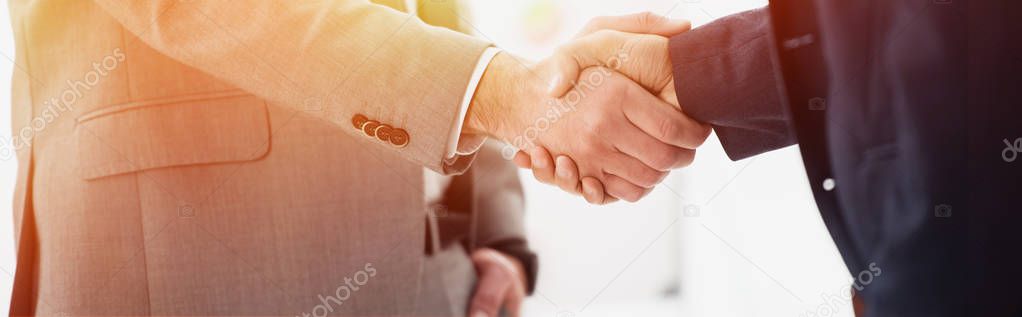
[{"xmin": 465, "ymin": 53, "xmax": 543, "ymax": 142}]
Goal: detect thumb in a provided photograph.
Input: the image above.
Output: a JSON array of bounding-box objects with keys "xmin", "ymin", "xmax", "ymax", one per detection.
[
  {"xmin": 546, "ymin": 30, "xmax": 674, "ymax": 98},
  {"xmin": 577, "ymin": 12, "xmax": 691, "ymax": 38},
  {"xmin": 548, "ymin": 14, "xmax": 689, "ymax": 97},
  {"xmin": 544, "ymin": 30, "xmax": 630, "ymax": 97}
]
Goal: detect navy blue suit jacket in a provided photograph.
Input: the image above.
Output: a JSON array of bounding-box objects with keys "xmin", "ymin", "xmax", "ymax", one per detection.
[{"xmin": 670, "ymin": 1, "xmax": 1022, "ymax": 315}]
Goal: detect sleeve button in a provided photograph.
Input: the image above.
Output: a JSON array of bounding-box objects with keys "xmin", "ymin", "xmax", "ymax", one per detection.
[
  {"xmin": 375, "ymin": 124, "xmax": 393, "ymax": 142},
  {"xmin": 390, "ymin": 129, "xmax": 410, "ymax": 148},
  {"xmin": 362, "ymin": 120, "xmax": 381, "ymax": 137},
  {"xmin": 352, "ymin": 114, "xmax": 370, "ymax": 130}
]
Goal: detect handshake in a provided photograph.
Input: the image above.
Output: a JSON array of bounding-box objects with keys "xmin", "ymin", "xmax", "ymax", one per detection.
[{"xmin": 465, "ymin": 13, "xmax": 711, "ymax": 204}]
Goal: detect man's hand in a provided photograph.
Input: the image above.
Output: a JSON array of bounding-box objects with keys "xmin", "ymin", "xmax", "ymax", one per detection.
[
  {"xmin": 465, "ymin": 54, "xmax": 704, "ymax": 201},
  {"xmin": 469, "ymin": 248, "xmax": 527, "ymax": 317},
  {"xmin": 507, "ymin": 13, "xmax": 711, "ymax": 203}
]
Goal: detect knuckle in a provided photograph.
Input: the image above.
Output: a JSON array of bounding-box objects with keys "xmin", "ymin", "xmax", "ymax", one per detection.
[
  {"xmin": 637, "ymin": 11, "xmax": 659, "ymax": 27},
  {"xmin": 629, "ymin": 165, "xmax": 660, "ymax": 188},
  {"xmin": 657, "ymin": 117, "xmax": 681, "ymax": 143},
  {"xmin": 587, "ymin": 112, "xmax": 615, "ymax": 134},
  {"xmin": 650, "ymin": 147, "xmax": 679, "ymax": 171},
  {"xmin": 601, "ymin": 179, "xmax": 622, "ymax": 199},
  {"xmin": 597, "ymin": 74, "xmax": 631, "ymax": 98},
  {"xmin": 578, "ymin": 140, "xmax": 601, "ymax": 156},
  {"xmin": 609, "ymin": 72, "xmax": 633, "ymax": 88},
  {"xmin": 640, "ymin": 168, "xmax": 662, "ymax": 187}
]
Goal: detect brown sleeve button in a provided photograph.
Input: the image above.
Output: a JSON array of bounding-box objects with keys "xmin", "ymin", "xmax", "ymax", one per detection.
[
  {"xmin": 362, "ymin": 120, "xmax": 381, "ymax": 137},
  {"xmin": 389, "ymin": 129, "xmax": 410, "ymax": 148},
  {"xmin": 375, "ymin": 124, "xmax": 393, "ymax": 142},
  {"xmin": 352, "ymin": 114, "xmax": 369, "ymax": 130}
]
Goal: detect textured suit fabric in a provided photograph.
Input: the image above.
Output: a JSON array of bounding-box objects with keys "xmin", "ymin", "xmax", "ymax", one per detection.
[
  {"xmin": 6, "ymin": 0, "xmax": 530, "ymax": 315},
  {"xmin": 669, "ymin": 9, "xmax": 792, "ymax": 161},
  {"xmin": 670, "ymin": 1, "xmax": 1022, "ymax": 315}
]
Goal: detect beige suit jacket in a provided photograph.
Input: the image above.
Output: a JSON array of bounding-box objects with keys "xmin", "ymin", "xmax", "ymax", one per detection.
[{"xmin": 7, "ymin": 0, "xmax": 528, "ymax": 315}]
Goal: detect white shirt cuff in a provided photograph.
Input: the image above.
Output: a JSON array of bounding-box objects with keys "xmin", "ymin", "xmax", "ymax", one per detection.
[{"xmin": 445, "ymin": 46, "xmax": 502, "ymax": 160}]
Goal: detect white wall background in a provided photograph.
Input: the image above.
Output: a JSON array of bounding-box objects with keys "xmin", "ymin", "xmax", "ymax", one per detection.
[{"xmin": 0, "ymin": 1, "xmax": 855, "ymax": 316}]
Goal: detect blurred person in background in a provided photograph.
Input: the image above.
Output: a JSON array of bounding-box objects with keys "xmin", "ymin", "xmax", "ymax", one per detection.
[{"xmin": 521, "ymin": 1, "xmax": 1022, "ymax": 316}]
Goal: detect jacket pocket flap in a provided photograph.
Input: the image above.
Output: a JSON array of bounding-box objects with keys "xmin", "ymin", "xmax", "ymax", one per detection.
[{"xmin": 76, "ymin": 92, "xmax": 270, "ymax": 180}]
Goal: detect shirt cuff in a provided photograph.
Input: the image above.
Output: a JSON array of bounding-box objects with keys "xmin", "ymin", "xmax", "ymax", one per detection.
[{"xmin": 445, "ymin": 47, "xmax": 502, "ymax": 161}]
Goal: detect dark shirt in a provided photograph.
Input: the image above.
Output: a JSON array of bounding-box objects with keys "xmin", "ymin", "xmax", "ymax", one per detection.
[{"xmin": 670, "ymin": 1, "xmax": 1022, "ymax": 315}]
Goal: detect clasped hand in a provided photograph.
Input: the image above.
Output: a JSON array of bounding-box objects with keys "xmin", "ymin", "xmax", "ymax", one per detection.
[{"xmin": 466, "ymin": 13, "xmax": 710, "ymax": 204}]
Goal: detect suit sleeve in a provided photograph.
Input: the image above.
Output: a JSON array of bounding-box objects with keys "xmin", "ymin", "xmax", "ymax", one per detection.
[
  {"xmin": 91, "ymin": 0, "xmax": 491, "ymax": 174},
  {"xmin": 669, "ymin": 8, "xmax": 796, "ymax": 160}
]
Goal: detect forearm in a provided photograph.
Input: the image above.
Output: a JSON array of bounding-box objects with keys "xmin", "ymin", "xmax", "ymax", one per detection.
[{"xmin": 670, "ymin": 8, "xmax": 795, "ymax": 160}]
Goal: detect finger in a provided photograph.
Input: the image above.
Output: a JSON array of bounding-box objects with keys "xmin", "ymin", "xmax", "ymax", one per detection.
[
  {"xmin": 554, "ymin": 155, "xmax": 583, "ymax": 195},
  {"xmin": 622, "ymin": 87, "xmax": 712, "ymax": 149},
  {"xmin": 503, "ymin": 283, "xmax": 525, "ymax": 317},
  {"xmin": 581, "ymin": 177, "xmax": 608, "ymax": 204},
  {"xmin": 471, "ymin": 250, "xmax": 526, "ymax": 317},
  {"xmin": 529, "ymin": 147, "xmax": 556, "ymax": 185},
  {"xmin": 577, "ymin": 12, "xmax": 692, "ymax": 38},
  {"xmin": 513, "ymin": 151, "xmax": 531, "ymax": 169},
  {"xmin": 659, "ymin": 79, "xmax": 680, "ymax": 109},
  {"xmin": 610, "ymin": 119, "xmax": 690, "ymax": 171},
  {"xmin": 603, "ymin": 173, "xmax": 653, "ymax": 203},
  {"xmin": 469, "ymin": 267, "xmax": 511, "ymax": 317},
  {"xmin": 603, "ymin": 152, "xmax": 668, "ymax": 189},
  {"xmin": 545, "ymin": 48, "xmax": 586, "ymax": 98}
]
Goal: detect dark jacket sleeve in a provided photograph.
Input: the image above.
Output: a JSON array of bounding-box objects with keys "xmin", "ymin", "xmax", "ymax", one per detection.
[{"xmin": 669, "ymin": 8, "xmax": 796, "ymax": 160}]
